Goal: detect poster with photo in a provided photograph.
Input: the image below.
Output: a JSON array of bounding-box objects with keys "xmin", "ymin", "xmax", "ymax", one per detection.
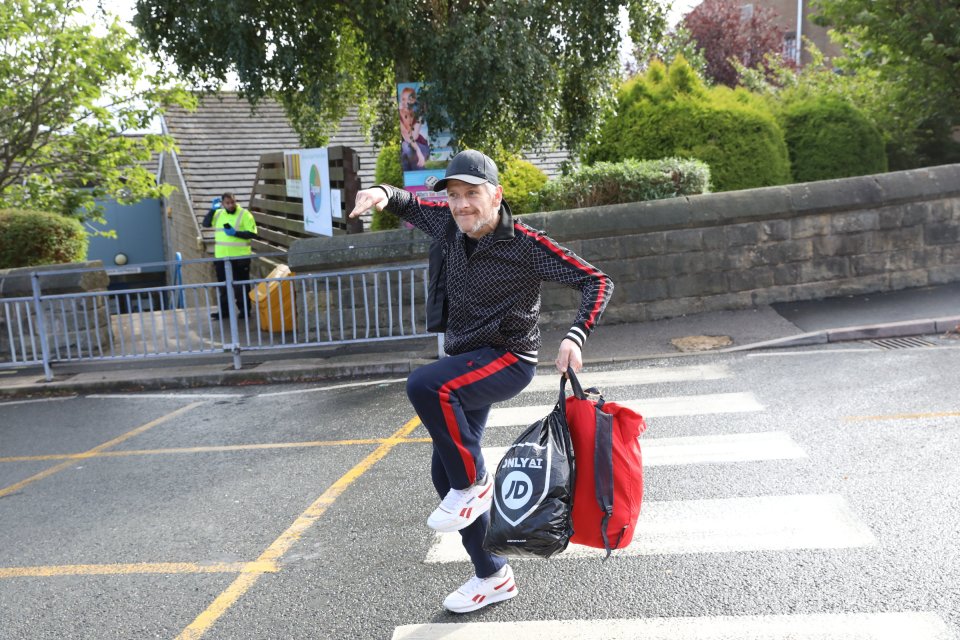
[
  {"xmin": 397, "ymin": 82, "xmax": 453, "ymax": 202},
  {"xmin": 299, "ymin": 147, "xmax": 332, "ymax": 237}
]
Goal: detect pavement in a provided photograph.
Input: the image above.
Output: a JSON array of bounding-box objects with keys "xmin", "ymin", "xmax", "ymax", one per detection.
[{"xmin": 1, "ymin": 283, "xmax": 957, "ymax": 399}]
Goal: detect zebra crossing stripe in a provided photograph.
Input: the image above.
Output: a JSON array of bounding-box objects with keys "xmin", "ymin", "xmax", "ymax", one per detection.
[
  {"xmin": 521, "ymin": 364, "xmax": 731, "ymax": 394},
  {"xmin": 425, "ymin": 494, "xmax": 876, "ymax": 563},
  {"xmin": 481, "ymin": 432, "xmax": 807, "ymax": 470},
  {"xmin": 487, "ymin": 392, "xmax": 764, "ymax": 428},
  {"xmin": 391, "ymin": 612, "xmax": 952, "ymax": 640}
]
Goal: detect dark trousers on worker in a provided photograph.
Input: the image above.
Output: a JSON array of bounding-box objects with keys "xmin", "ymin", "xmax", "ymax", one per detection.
[
  {"xmin": 213, "ymin": 258, "xmax": 251, "ymax": 318},
  {"xmin": 406, "ymin": 347, "xmax": 536, "ymax": 578}
]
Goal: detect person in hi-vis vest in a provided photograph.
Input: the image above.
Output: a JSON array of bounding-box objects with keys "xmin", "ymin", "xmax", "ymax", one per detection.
[{"xmin": 202, "ymin": 192, "xmax": 259, "ymax": 320}]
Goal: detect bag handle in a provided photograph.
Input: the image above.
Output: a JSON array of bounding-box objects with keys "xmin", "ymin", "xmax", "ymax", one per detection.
[{"xmin": 560, "ymin": 367, "xmax": 586, "ymax": 401}]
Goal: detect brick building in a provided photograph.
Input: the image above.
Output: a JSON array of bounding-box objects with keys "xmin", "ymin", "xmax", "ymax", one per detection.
[{"xmin": 746, "ymin": 0, "xmax": 843, "ymax": 65}]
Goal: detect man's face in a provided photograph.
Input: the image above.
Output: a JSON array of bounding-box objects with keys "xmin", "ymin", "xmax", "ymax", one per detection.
[
  {"xmin": 445, "ymin": 180, "xmax": 502, "ymax": 238},
  {"xmin": 222, "ymin": 196, "xmax": 237, "ymax": 213}
]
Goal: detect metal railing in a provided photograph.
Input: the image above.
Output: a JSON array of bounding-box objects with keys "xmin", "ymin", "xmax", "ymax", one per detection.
[{"xmin": 0, "ymin": 255, "xmax": 439, "ymax": 380}]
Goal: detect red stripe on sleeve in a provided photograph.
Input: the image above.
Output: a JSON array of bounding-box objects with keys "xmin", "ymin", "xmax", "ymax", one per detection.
[
  {"xmin": 416, "ymin": 198, "xmax": 447, "ymax": 208},
  {"xmin": 515, "ymin": 223, "xmax": 607, "ymax": 330},
  {"xmin": 437, "ymin": 352, "xmax": 519, "ymax": 484}
]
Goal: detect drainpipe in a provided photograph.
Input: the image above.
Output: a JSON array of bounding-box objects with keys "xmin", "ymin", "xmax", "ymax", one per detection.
[{"xmin": 795, "ymin": 0, "xmax": 803, "ymax": 65}]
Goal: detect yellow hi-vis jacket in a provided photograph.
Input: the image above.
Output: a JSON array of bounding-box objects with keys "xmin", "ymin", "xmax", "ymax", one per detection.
[{"xmin": 213, "ymin": 206, "xmax": 257, "ymax": 258}]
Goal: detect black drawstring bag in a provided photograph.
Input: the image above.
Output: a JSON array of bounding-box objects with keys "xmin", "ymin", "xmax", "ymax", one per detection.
[{"xmin": 483, "ymin": 375, "xmax": 576, "ymax": 558}]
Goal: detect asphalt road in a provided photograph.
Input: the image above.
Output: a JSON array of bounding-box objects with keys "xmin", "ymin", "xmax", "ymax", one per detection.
[{"xmin": 1, "ymin": 341, "xmax": 959, "ymax": 639}]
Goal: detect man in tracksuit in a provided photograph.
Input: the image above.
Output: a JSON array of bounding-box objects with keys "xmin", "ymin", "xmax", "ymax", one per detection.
[{"xmin": 349, "ymin": 150, "xmax": 613, "ymax": 613}]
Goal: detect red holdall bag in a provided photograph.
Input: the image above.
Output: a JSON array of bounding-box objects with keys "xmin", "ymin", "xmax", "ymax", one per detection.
[{"xmin": 564, "ymin": 369, "xmax": 647, "ymax": 557}]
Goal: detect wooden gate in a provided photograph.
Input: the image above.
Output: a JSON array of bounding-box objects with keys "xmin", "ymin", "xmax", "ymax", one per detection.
[{"xmin": 247, "ymin": 146, "xmax": 363, "ymax": 259}]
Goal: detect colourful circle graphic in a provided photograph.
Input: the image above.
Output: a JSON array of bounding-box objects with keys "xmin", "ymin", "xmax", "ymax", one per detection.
[{"xmin": 309, "ymin": 164, "xmax": 323, "ymax": 212}]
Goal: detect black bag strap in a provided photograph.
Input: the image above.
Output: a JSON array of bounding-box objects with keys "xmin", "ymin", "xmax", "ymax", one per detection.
[
  {"xmin": 562, "ymin": 369, "xmax": 618, "ymax": 559},
  {"xmin": 558, "ymin": 367, "xmax": 585, "ymax": 426},
  {"xmin": 594, "ymin": 409, "xmax": 615, "ymax": 559}
]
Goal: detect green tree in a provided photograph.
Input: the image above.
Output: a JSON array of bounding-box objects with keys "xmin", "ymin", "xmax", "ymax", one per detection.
[
  {"xmin": 133, "ymin": 0, "xmax": 668, "ymax": 154},
  {"xmin": 737, "ymin": 44, "xmax": 944, "ymax": 170},
  {"xmin": 0, "ymin": 208, "xmax": 88, "ymax": 268},
  {"xmin": 780, "ymin": 97, "xmax": 886, "ymax": 182},
  {"xmin": 588, "ymin": 57, "xmax": 791, "ymax": 192},
  {"xmin": 812, "ymin": 0, "xmax": 960, "ymax": 166},
  {"xmin": 0, "ymin": 0, "xmax": 193, "ymax": 219},
  {"xmin": 813, "ymin": 0, "xmax": 960, "ymax": 110}
]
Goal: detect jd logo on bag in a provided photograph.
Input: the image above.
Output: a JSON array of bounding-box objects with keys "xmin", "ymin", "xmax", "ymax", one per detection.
[
  {"xmin": 496, "ymin": 449, "xmax": 549, "ymax": 524},
  {"xmin": 484, "ymin": 382, "xmax": 575, "ymax": 559},
  {"xmin": 502, "ymin": 472, "xmax": 532, "ymax": 508}
]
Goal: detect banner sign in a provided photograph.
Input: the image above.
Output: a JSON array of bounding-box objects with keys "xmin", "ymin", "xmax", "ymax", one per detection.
[
  {"xmin": 397, "ymin": 82, "xmax": 453, "ymax": 203},
  {"xmin": 299, "ymin": 147, "xmax": 332, "ymax": 236}
]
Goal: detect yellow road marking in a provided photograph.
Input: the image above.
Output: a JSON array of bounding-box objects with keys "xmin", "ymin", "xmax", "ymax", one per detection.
[
  {"xmin": 0, "ymin": 437, "xmax": 434, "ymax": 464},
  {"xmin": 0, "ymin": 402, "xmax": 203, "ymax": 499},
  {"xmin": 0, "ymin": 561, "xmax": 278, "ymax": 579},
  {"xmin": 175, "ymin": 416, "xmax": 423, "ymax": 640},
  {"xmin": 844, "ymin": 411, "xmax": 960, "ymax": 422}
]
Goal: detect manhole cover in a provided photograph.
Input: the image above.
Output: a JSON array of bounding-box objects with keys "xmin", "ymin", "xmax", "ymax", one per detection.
[
  {"xmin": 869, "ymin": 337, "xmax": 936, "ymax": 350},
  {"xmin": 670, "ymin": 335, "xmax": 733, "ymax": 352}
]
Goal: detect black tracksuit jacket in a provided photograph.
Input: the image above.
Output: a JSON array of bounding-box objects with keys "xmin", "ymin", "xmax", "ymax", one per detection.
[{"xmin": 380, "ymin": 186, "xmax": 613, "ymax": 362}]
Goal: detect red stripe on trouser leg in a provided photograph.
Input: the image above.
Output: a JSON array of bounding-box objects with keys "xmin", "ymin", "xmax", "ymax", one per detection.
[{"xmin": 438, "ymin": 352, "xmax": 519, "ymax": 485}]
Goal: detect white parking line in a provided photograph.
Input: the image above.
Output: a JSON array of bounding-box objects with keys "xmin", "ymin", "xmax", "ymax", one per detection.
[
  {"xmin": 481, "ymin": 432, "xmax": 807, "ymax": 470},
  {"xmin": 0, "ymin": 395, "xmax": 77, "ymax": 407},
  {"xmin": 522, "ymin": 364, "xmax": 731, "ymax": 394},
  {"xmin": 392, "ymin": 612, "xmax": 952, "ymax": 640},
  {"xmin": 425, "ymin": 494, "xmax": 875, "ymax": 563},
  {"xmin": 487, "ymin": 392, "xmax": 764, "ymax": 428},
  {"xmin": 84, "ymin": 378, "xmax": 408, "ymax": 400},
  {"xmin": 747, "ymin": 349, "xmax": 879, "ymax": 357},
  {"xmin": 257, "ymin": 378, "xmax": 408, "ymax": 397},
  {"xmin": 86, "ymin": 393, "xmax": 242, "ymax": 400}
]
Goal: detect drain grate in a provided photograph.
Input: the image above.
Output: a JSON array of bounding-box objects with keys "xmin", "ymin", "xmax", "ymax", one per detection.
[{"xmin": 869, "ymin": 337, "xmax": 936, "ymax": 350}]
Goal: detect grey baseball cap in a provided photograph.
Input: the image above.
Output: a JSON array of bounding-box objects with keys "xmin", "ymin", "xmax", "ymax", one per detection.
[{"xmin": 433, "ymin": 150, "xmax": 499, "ymax": 192}]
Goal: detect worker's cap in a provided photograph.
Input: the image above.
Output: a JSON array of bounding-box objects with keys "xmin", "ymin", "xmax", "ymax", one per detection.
[{"xmin": 433, "ymin": 150, "xmax": 499, "ymax": 192}]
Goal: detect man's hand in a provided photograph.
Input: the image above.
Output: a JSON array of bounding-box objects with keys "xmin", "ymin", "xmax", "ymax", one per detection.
[
  {"xmin": 556, "ymin": 339, "xmax": 582, "ymax": 375},
  {"xmin": 349, "ymin": 188, "xmax": 389, "ymax": 219}
]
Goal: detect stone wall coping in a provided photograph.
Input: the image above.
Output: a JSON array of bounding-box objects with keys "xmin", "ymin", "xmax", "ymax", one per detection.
[
  {"xmin": 0, "ymin": 261, "xmax": 109, "ymax": 297},
  {"xmin": 289, "ymin": 163, "xmax": 960, "ymax": 272}
]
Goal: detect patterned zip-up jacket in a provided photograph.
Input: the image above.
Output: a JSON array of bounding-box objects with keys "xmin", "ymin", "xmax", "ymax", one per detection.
[{"xmin": 379, "ymin": 185, "xmax": 613, "ymax": 362}]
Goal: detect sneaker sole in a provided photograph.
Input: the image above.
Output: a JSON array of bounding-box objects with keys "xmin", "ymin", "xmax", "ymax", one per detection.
[
  {"xmin": 427, "ymin": 496, "xmax": 493, "ymax": 533},
  {"xmin": 444, "ymin": 586, "xmax": 517, "ymax": 614}
]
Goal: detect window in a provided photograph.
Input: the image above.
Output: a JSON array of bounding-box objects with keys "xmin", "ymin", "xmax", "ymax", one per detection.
[{"xmin": 783, "ymin": 32, "xmax": 798, "ymax": 62}]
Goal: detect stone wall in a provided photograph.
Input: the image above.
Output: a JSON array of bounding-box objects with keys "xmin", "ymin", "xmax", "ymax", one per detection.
[
  {"xmin": 289, "ymin": 164, "xmax": 960, "ymax": 328},
  {"xmin": 0, "ymin": 262, "xmax": 112, "ymax": 362}
]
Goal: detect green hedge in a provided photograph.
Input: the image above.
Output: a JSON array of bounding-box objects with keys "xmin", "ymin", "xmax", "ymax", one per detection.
[
  {"xmin": 780, "ymin": 97, "xmax": 888, "ymax": 183},
  {"xmin": 372, "ymin": 142, "xmax": 403, "ymax": 230},
  {"xmin": 587, "ymin": 57, "xmax": 791, "ymax": 192},
  {"xmin": 499, "ymin": 157, "xmax": 548, "ymax": 215},
  {"xmin": 0, "ymin": 208, "xmax": 88, "ymax": 269},
  {"xmin": 535, "ymin": 157, "xmax": 710, "ymax": 212}
]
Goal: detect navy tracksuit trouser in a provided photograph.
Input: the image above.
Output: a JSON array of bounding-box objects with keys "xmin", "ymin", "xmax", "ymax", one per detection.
[{"xmin": 406, "ymin": 347, "xmax": 536, "ymax": 578}]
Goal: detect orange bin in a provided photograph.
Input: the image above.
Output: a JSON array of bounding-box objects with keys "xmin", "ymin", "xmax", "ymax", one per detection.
[{"xmin": 249, "ymin": 264, "xmax": 295, "ymax": 332}]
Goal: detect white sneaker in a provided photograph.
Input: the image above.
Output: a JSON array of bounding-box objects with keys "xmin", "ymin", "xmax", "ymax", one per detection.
[
  {"xmin": 443, "ymin": 565, "xmax": 518, "ymax": 613},
  {"xmin": 427, "ymin": 474, "xmax": 493, "ymax": 533}
]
